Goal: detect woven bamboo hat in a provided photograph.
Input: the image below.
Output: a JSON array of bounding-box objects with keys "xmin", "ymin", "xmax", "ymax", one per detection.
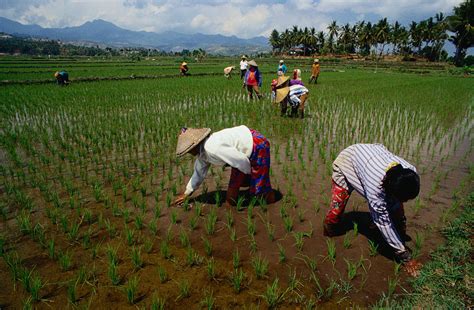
[
  {"xmin": 314, "ymin": 59, "xmax": 319, "ymax": 63},
  {"xmin": 176, "ymin": 127, "xmax": 211, "ymax": 157},
  {"xmin": 247, "ymin": 60, "xmax": 258, "ymax": 67},
  {"xmin": 182, "ymin": 62, "xmax": 187, "ymax": 66},
  {"xmin": 275, "ymin": 87, "xmax": 290, "ymax": 103},
  {"xmin": 276, "ymin": 75, "xmax": 289, "ymax": 88},
  {"xmin": 54, "ymin": 71, "xmax": 59, "ymax": 77}
]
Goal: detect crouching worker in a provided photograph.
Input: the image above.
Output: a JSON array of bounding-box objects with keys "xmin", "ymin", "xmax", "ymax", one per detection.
[
  {"xmin": 173, "ymin": 126, "xmax": 276, "ymax": 207},
  {"xmin": 270, "ymin": 76, "xmax": 290, "ymax": 103},
  {"xmin": 180, "ymin": 62, "xmax": 189, "ymax": 76},
  {"xmin": 54, "ymin": 71, "xmax": 69, "ymax": 86},
  {"xmin": 276, "ymin": 82, "xmax": 309, "ymax": 118},
  {"xmin": 224, "ymin": 66, "xmax": 235, "ymax": 79},
  {"xmin": 323, "ymin": 143, "xmax": 422, "ymax": 276}
]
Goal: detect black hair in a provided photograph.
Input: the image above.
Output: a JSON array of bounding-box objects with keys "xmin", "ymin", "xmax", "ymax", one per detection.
[{"xmin": 382, "ymin": 164, "xmax": 420, "ymax": 202}]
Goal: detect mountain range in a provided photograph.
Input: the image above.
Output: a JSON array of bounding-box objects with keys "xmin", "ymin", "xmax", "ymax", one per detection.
[{"xmin": 0, "ymin": 16, "xmax": 270, "ymax": 55}]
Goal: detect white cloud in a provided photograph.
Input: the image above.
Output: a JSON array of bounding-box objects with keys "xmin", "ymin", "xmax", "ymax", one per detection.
[{"xmin": 0, "ymin": 0, "xmax": 466, "ymax": 39}]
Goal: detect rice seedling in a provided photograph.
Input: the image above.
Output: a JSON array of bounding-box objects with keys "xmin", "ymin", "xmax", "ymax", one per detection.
[
  {"xmin": 205, "ymin": 207, "xmax": 217, "ymax": 235},
  {"xmin": 200, "ymin": 253, "xmax": 215, "ymax": 278},
  {"xmin": 108, "ymin": 261, "xmax": 120, "ymax": 285},
  {"xmin": 170, "ymin": 209, "xmax": 179, "ymax": 224},
  {"xmin": 353, "ymin": 222, "xmax": 359, "ymax": 236},
  {"xmin": 345, "ymin": 258, "xmax": 358, "ymax": 280},
  {"xmin": 125, "ymin": 275, "xmax": 139, "ymax": 304},
  {"xmin": 251, "ymin": 255, "xmax": 269, "ymax": 279},
  {"xmin": 368, "ymin": 240, "xmax": 379, "ymax": 257},
  {"xmin": 179, "ymin": 229, "xmax": 190, "ymax": 248},
  {"xmin": 150, "ymin": 292, "xmax": 166, "ymax": 310},
  {"xmin": 277, "ymin": 243, "xmax": 286, "ymax": 263},
  {"xmin": 16, "ymin": 211, "xmax": 32, "ymax": 235},
  {"xmin": 293, "ymin": 231, "xmax": 304, "ymax": 251},
  {"xmin": 264, "ymin": 219, "xmax": 275, "ymax": 241},
  {"xmin": 247, "ymin": 215, "xmax": 256, "ymax": 236},
  {"xmin": 229, "ymin": 227, "xmax": 237, "ymax": 242},
  {"xmin": 248, "ymin": 235, "xmax": 258, "ymax": 253},
  {"xmin": 232, "ymin": 248, "xmax": 241, "ymax": 269},
  {"xmin": 160, "ymin": 240, "xmax": 172, "ymax": 259},
  {"xmin": 144, "ymin": 238, "xmax": 153, "ymax": 253},
  {"xmin": 124, "ymin": 226, "xmax": 135, "ymax": 246},
  {"xmin": 387, "ymin": 276, "xmax": 398, "ymax": 297},
  {"xmin": 202, "ymin": 237, "xmax": 212, "ymax": 256},
  {"xmin": 67, "ymin": 279, "xmax": 78, "ymax": 305},
  {"xmin": 261, "ymin": 278, "xmax": 287, "ymax": 309},
  {"xmin": 229, "ymin": 268, "xmax": 246, "ymax": 293},
  {"xmin": 326, "ymin": 238, "xmax": 336, "ymax": 264},
  {"xmin": 189, "ymin": 215, "xmax": 199, "ymax": 230},
  {"xmin": 343, "ymin": 232, "xmax": 352, "ymax": 249},
  {"xmin": 130, "ymin": 246, "xmax": 143, "ymax": 269},
  {"xmin": 134, "ymin": 213, "xmax": 144, "ymax": 230},
  {"xmin": 157, "ymin": 265, "xmax": 168, "ymax": 283},
  {"xmin": 176, "ymin": 279, "xmax": 190, "ymax": 300},
  {"xmin": 412, "ymin": 231, "xmax": 424, "ymax": 259},
  {"xmin": 287, "ymin": 268, "xmax": 302, "ymax": 291},
  {"xmin": 200, "ymin": 289, "xmax": 215, "ymax": 310},
  {"xmin": 48, "ymin": 239, "xmax": 55, "ymax": 259},
  {"xmin": 283, "ymin": 215, "xmax": 294, "ymax": 233},
  {"xmin": 149, "ymin": 219, "xmax": 158, "ymax": 236},
  {"xmin": 106, "ymin": 245, "xmax": 119, "ymax": 266},
  {"xmin": 300, "ymin": 254, "xmax": 317, "ymax": 272},
  {"xmin": 186, "ymin": 247, "xmax": 203, "ymax": 266},
  {"xmin": 58, "ymin": 250, "xmax": 72, "ymax": 271}
]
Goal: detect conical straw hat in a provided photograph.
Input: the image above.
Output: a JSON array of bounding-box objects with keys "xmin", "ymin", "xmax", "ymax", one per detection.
[
  {"xmin": 247, "ymin": 60, "xmax": 258, "ymax": 67},
  {"xmin": 275, "ymin": 87, "xmax": 290, "ymax": 103},
  {"xmin": 276, "ymin": 75, "xmax": 289, "ymax": 88},
  {"xmin": 176, "ymin": 127, "xmax": 211, "ymax": 157}
]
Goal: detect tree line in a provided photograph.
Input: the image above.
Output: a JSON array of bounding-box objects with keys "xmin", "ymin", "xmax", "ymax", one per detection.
[{"xmin": 268, "ymin": 0, "xmax": 473, "ymax": 66}]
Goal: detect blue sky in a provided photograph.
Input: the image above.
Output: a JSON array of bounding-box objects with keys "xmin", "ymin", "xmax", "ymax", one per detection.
[{"xmin": 0, "ymin": 0, "xmax": 465, "ymax": 39}]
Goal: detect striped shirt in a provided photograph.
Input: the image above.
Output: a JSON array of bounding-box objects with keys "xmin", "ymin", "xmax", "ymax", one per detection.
[
  {"xmin": 332, "ymin": 144, "xmax": 417, "ymax": 254},
  {"xmin": 288, "ymin": 84, "xmax": 309, "ymax": 106}
]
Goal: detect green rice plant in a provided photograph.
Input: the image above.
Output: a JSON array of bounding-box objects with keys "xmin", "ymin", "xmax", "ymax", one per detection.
[
  {"xmin": 189, "ymin": 215, "xmax": 198, "ymax": 231},
  {"xmin": 345, "ymin": 258, "xmax": 358, "ymax": 280},
  {"xmin": 297, "ymin": 209, "xmax": 305, "ymax": 223},
  {"xmin": 58, "ymin": 250, "xmax": 72, "ymax": 271},
  {"xmin": 293, "ymin": 231, "xmax": 304, "ymax": 251},
  {"xmin": 108, "ymin": 261, "xmax": 120, "ymax": 285},
  {"xmin": 149, "ymin": 219, "xmax": 158, "ymax": 236},
  {"xmin": 206, "ymin": 258, "xmax": 216, "ymax": 279},
  {"xmin": 326, "ymin": 238, "xmax": 336, "ymax": 264},
  {"xmin": 144, "ymin": 238, "xmax": 153, "ymax": 253},
  {"xmin": 283, "ymin": 215, "xmax": 294, "ymax": 233},
  {"xmin": 412, "ymin": 231, "xmax": 424, "ymax": 259},
  {"xmin": 205, "ymin": 207, "xmax": 217, "ymax": 235},
  {"xmin": 16, "ymin": 211, "xmax": 32, "ymax": 235},
  {"xmin": 248, "ymin": 235, "xmax": 258, "ymax": 253},
  {"xmin": 150, "ymin": 292, "xmax": 166, "ymax": 310},
  {"xmin": 287, "ymin": 268, "xmax": 302, "ymax": 291},
  {"xmin": 343, "ymin": 232, "xmax": 352, "ymax": 249},
  {"xmin": 130, "ymin": 246, "xmax": 143, "ymax": 270},
  {"xmin": 134, "ymin": 213, "xmax": 144, "ymax": 230},
  {"xmin": 186, "ymin": 247, "xmax": 203, "ymax": 267},
  {"xmin": 19, "ymin": 267, "xmax": 32, "ymax": 293},
  {"xmin": 179, "ymin": 229, "xmax": 190, "ymax": 248},
  {"xmin": 261, "ymin": 278, "xmax": 287, "ymax": 309},
  {"xmin": 22, "ymin": 296, "xmax": 33, "ymax": 310},
  {"xmin": 157, "ymin": 265, "xmax": 168, "ymax": 283},
  {"xmin": 104, "ymin": 219, "xmax": 116, "ymax": 238},
  {"xmin": 154, "ymin": 204, "xmax": 162, "ymax": 219},
  {"xmin": 353, "ymin": 222, "xmax": 359, "ymax": 236},
  {"xmin": 300, "ymin": 254, "xmax": 317, "ymax": 272},
  {"xmin": 125, "ymin": 275, "xmax": 139, "ymax": 304},
  {"xmin": 124, "ymin": 226, "xmax": 135, "ymax": 246},
  {"xmin": 67, "ymin": 279, "xmax": 78, "ymax": 305},
  {"xmin": 229, "ymin": 227, "xmax": 237, "ymax": 242},
  {"xmin": 232, "ymin": 248, "xmax": 240, "ymax": 269},
  {"xmin": 277, "ymin": 243, "xmax": 286, "ymax": 263},
  {"xmin": 229, "ymin": 268, "xmax": 246, "ymax": 293},
  {"xmin": 393, "ymin": 262, "xmax": 402, "ymax": 276},
  {"xmin": 236, "ymin": 196, "xmax": 246, "ymax": 212},
  {"xmin": 83, "ymin": 209, "xmax": 93, "ymax": 224},
  {"xmin": 176, "ymin": 279, "xmax": 190, "ymax": 300},
  {"xmin": 264, "ymin": 219, "xmax": 275, "ymax": 241},
  {"xmin": 214, "ymin": 191, "xmax": 222, "ymax": 207},
  {"xmin": 200, "ymin": 289, "xmax": 215, "ymax": 310},
  {"xmin": 387, "ymin": 276, "xmax": 398, "ymax": 297},
  {"xmin": 247, "ymin": 215, "xmax": 256, "ymax": 236},
  {"xmin": 368, "ymin": 240, "xmax": 378, "ymax": 257},
  {"xmin": 170, "ymin": 209, "xmax": 178, "ymax": 224},
  {"xmin": 160, "ymin": 240, "xmax": 171, "ymax": 259},
  {"xmin": 106, "ymin": 245, "xmax": 119, "ymax": 266},
  {"xmin": 251, "ymin": 255, "xmax": 269, "ymax": 279},
  {"xmin": 202, "ymin": 237, "xmax": 212, "ymax": 256},
  {"xmin": 48, "ymin": 239, "xmax": 55, "ymax": 259},
  {"xmin": 76, "ymin": 265, "xmax": 88, "ymax": 284},
  {"xmin": 194, "ymin": 203, "xmax": 203, "ymax": 217},
  {"xmin": 337, "ymin": 278, "xmax": 353, "ymax": 295},
  {"xmin": 122, "ymin": 208, "xmax": 130, "ymax": 223}
]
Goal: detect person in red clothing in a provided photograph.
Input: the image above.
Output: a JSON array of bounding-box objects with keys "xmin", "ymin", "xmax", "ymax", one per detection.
[{"xmin": 243, "ymin": 60, "xmax": 262, "ymax": 99}]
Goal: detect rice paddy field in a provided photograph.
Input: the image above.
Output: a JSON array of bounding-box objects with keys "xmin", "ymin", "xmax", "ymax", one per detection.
[{"xmin": 0, "ymin": 56, "xmax": 472, "ymax": 309}]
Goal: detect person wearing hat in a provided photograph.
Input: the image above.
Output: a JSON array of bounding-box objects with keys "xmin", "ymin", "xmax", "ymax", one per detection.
[
  {"xmin": 180, "ymin": 62, "xmax": 189, "ymax": 76},
  {"xmin": 224, "ymin": 66, "xmax": 235, "ymax": 79},
  {"xmin": 243, "ymin": 60, "xmax": 262, "ymax": 99},
  {"xmin": 309, "ymin": 59, "xmax": 320, "ymax": 84},
  {"xmin": 239, "ymin": 55, "xmax": 248, "ymax": 79},
  {"xmin": 323, "ymin": 143, "xmax": 422, "ymax": 277},
  {"xmin": 275, "ymin": 82, "xmax": 309, "ymax": 118},
  {"xmin": 277, "ymin": 60, "xmax": 287, "ymax": 76},
  {"xmin": 54, "ymin": 70, "xmax": 69, "ymax": 86},
  {"xmin": 173, "ymin": 126, "xmax": 276, "ymax": 206},
  {"xmin": 289, "ymin": 69, "xmax": 304, "ymax": 86},
  {"xmin": 270, "ymin": 75, "xmax": 290, "ymax": 103}
]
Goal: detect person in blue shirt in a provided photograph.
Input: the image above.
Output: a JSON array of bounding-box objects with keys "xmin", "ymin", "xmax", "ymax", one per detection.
[
  {"xmin": 54, "ymin": 71, "xmax": 69, "ymax": 86},
  {"xmin": 277, "ymin": 60, "xmax": 287, "ymax": 76}
]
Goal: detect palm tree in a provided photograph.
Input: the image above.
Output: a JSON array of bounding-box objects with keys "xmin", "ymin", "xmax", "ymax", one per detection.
[
  {"xmin": 446, "ymin": 0, "xmax": 474, "ymax": 66},
  {"xmin": 327, "ymin": 21, "xmax": 339, "ymax": 53},
  {"xmin": 409, "ymin": 21, "xmax": 422, "ymax": 54},
  {"xmin": 374, "ymin": 18, "xmax": 390, "ymax": 57},
  {"xmin": 269, "ymin": 29, "xmax": 281, "ymax": 55},
  {"xmin": 339, "ymin": 23, "xmax": 354, "ymax": 53},
  {"xmin": 316, "ymin": 31, "xmax": 325, "ymax": 54}
]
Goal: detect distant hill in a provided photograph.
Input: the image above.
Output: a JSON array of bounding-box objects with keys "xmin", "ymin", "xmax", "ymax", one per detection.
[{"xmin": 0, "ymin": 17, "xmax": 270, "ymax": 55}]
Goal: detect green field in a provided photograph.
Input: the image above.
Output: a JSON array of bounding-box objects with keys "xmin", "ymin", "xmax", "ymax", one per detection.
[{"xmin": 0, "ymin": 57, "xmax": 472, "ymax": 309}]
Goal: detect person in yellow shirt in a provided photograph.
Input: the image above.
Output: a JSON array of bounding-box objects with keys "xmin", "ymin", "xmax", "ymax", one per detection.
[{"xmin": 309, "ymin": 59, "xmax": 320, "ymax": 84}]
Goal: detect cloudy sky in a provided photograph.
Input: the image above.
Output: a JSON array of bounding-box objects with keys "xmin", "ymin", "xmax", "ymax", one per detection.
[{"xmin": 0, "ymin": 0, "xmax": 465, "ymax": 38}]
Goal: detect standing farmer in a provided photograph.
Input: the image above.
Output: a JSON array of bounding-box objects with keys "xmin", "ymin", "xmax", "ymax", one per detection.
[
  {"xmin": 240, "ymin": 55, "xmax": 248, "ymax": 79},
  {"xmin": 244, "ymin": 60, "xmax": 262, "ymax": 99},
  {"xmin": 54, "ymin": 71, "xmax": 69, "ymax": 86},
  {"xmin": 323, "ymin": 143, "xmax": 422, "ymax": 276},
  {"xmin": 277, "ymin": 60, "xmax": 287, "ymax": 76},
  {"xmin": 174, "ymin": 126, "xmax": 276, "ymax": 206},
  {"xmin": 309, "ymin": 59, "xmax": 320, "ymax": 84}
]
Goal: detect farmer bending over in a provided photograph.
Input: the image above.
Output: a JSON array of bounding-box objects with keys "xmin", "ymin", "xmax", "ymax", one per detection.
[
  {"xmin": 180, "ymin": 62, "xmax": 189, "ymax": 76},
  {"xmin": 323, "ymin": 143, "xmax": 422, "ymax": 276},
  {"xmin": 54, "ymin": 71, "xmax": 69, "ymax": 86},
  {"xmin": 174, "ymin": 126, "xmax": 276, "ymax": 206},
  {"xmin": 224, "ymin": 66, "xmax": 235, "ymax": 79},
  {"xmin": 275, "ymin": 81, "xmax": 309, "ymax": 118}
]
